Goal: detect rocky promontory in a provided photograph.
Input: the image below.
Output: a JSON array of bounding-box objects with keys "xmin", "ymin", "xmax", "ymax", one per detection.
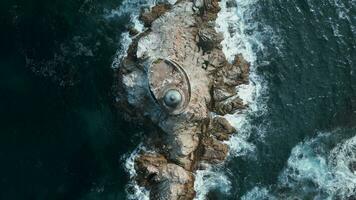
[{"xmin": 115, "ymin": 0, "xmax": 250, "ymax": 199}]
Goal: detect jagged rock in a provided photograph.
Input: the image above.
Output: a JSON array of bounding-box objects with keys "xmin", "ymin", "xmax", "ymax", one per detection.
[
  {"xmin": 200, "ymin": 137, "xmax": 229, "ymax": 163},
  {"xmin": 209, "ymin": 117, "xmax": 236, "ymax": 141},
  {"xmin": 214, "ymin": 96, "xmax": 246, "ymax": 115},
  {"xmin": 140, "ymin": 4, "xmax": 172, "ymax": 27},
  {"xmin": 201, "ymin": 0, "xmax": 221, "ymax": 18},
  {"xmin": 135, "ymin": 153, "xmax": 195, "ymax": 200},
  {"xmin": 197, "ymin": 26, "xmax": 222, "ymax": 52},
  {"xmin": 128, "ymin": 27, "xmax": 139, "ymax": 36},
  {"xmin": 233, "ymin": 54, "xmax": 250, "ymax": 84},
  {"xmin": 212, "ymin": 85, "xmax": 236, "ymax": 102},
  {"xmin": 115, "ymin": 0, "xmax": 250, "ymax": 199},
  {"xmin": 212, "ymin": 117, "xmax": 235, "ymax": 134}
]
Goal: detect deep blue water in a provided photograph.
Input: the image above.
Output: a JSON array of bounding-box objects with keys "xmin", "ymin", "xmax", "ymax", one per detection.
[{"xmin": 0, "ymin": 0, "xmax": 355, "ymax": 199}]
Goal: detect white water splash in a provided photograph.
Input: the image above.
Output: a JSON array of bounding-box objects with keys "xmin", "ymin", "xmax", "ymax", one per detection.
[
  {"xmin": 193, "ymin": 0, "xmax": 274, "ymax": 198},
  {"xmin": 241, "ymin": 187, "xmax": 277, "ymax": 200},
  {"xmin": 112, "ymin": 32, "xmax": 132, "ymax": 69},
  {"xmin": 124, "ymin": 145, "xmax": 150, "ymax": 200},
  {"xmin": 109, "ymin": 0, "xmax": 178, "ymax": 69},
  {"xmin": 277, "ymin": 132, "xmax": 356, "ymax": 199},
  {"xmin": 215, "ymin": 0, "xmax": 272, "ymax": 157},
  {"xmin": 194, "ymin": 167, "xmax": 231, "ymax": 200},
  {"xmin": 328, "ymin": 135, "xmax": 356, "ymax": 199},
  {"xmin": 113, "ymin": 0, "xmax": 274, "ymax": 199}
]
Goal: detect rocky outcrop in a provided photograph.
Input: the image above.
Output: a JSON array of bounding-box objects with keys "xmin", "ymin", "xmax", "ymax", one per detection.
[
  {"xmin": 135, "ymin": 153, "xmax": 195, "ymax": 200},
  {"xmin": 140, "ymin": 4, "xmax": 172, "ymax": 27},
  {"xmin": 115, "ymin": 0, "xmax": 250, "ymax": 199}
]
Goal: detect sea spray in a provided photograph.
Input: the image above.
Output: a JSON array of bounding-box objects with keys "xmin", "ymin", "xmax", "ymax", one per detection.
[
  {"xmin": 216, "ymin": 0, "xmax": 273, "ymax": 156},
  {"xmin": 276, "ymin": 131, "xmax": 356, "ymax": 199},
  {"xmin": 109, "ymin": 0, "xmax": 178, "ymax": 69},
  {"xmin": 112, "ymin": 32, "xmax": 132, "ymax": 69},
  {"xmin": 241, "ymin": 187, "xmax": 277, "ymax": 200},
  {"xmin": 194, "ymin": 167, "xmax": 232, "ymax": 200},
  {"xmin": 192, "ymin": 0, "xmax": 274, "ymax": 198},
  {"xmin": 124, "ymin": 145, "xmax": 150, "ymax": 200}
]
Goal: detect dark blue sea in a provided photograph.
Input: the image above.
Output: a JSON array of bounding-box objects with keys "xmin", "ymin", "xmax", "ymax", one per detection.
[{"xmin": 0, "ymin": 0, "xmax": 355, "ymax": 199}]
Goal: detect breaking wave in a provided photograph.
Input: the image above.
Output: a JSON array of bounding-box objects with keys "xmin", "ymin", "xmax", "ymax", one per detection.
[
  {"xmin": 241, "ymin": 129, "xmax": 356, "ymax": 199},
  {"xmin": 241, "ymin": 187, "xmax": 276, "ymax": 200},
  {"xmin": 215, "ymin": 0, "xmax": 274, "ymax": 155},
  {"xmin": 123, "ymin": 145, "xmax": 150, "ymax": 200},
  {"xmin": 277, "ymin": 131, "xmax": 356, "ymax": 199},
  {"xmin": 109, "ymin": 0, "xmax": 178, "ymax": 69},
  {"xmin": 194, "ymin": 167, "xmax": 232, "ymax": 200}
]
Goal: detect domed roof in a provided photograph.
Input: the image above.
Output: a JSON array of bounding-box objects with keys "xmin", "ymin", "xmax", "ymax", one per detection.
[{"xmin": 148, "ymin": 59, "xmax": 191, "ymax": 115}]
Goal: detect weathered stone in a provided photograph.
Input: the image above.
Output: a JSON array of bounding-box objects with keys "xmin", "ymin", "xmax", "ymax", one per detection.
[
  {"xmin": 212, "ymin": 117, "xmax": 236, "ymax": 134},
  {"xmin": 135, "ymin": 153, "xmax": 195, "ymax": 200},
  {"xmin": 200, "ymin": 137, "xmax": 229, "ymax": 163},
  {"xmin": 212, "ymin": 86, "xmax": 236, "ymax": 102},
  {"xmin": 197, "ymin": 27, "xmax": 222, "ymax": 52},
  {"xmin": 209, "ymin": 116, "xmax": 236, "ymax": 141},
  {"xmin": 214, "ymin": 96, "xmax": 246, "ymax": 115},
  {"xmin": 140, "ymin": 4, "xmax": 172, "ymax": 27},
  {"xmin": 115, "ymin": 0, "xmax": 250, "ymax": 199}
]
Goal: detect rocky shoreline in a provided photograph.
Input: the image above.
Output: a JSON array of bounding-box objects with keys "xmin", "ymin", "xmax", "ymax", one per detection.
[{"xmin": 115, "ymin": 0, "xmax": 250, "ymax": 199}]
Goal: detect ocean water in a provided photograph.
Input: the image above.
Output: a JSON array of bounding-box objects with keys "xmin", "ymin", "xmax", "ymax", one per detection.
[{"xmin": 1, "ymin": 0, "xmax": 355, "ymax": 200}]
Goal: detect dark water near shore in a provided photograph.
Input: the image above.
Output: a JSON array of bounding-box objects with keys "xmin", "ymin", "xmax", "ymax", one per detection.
[
  {"xmin": 0, "ymin": 0, "xmax": 355, "ymax": 199},
  {"xmin": 0, "ymin": 0, "xmax": 132, "ymax": 199}
]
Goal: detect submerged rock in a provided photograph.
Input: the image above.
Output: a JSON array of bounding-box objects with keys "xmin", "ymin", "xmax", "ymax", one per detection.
[{"xmin": 115, "ymin": 0, "xmax": 250, "ymax": 199}]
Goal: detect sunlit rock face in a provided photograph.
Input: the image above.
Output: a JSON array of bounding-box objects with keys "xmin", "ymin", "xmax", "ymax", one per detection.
[{"xmin": 115, "ymin": 0, "xmax": 249, "ymax": 199}]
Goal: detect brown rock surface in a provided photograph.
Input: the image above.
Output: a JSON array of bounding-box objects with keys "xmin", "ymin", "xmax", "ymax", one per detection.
[
  {"xmin": 140, "ymin": 4, "xmax": 172, "ymax": 27},
  {"xmin": 135, "ymin": 153, "xmax": 195, "ymax": 200},
  {"xmin": 115, "ymin": 0, "xmax": 250, "ymax": 199}
]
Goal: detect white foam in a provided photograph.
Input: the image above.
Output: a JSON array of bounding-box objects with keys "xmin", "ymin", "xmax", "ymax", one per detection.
[
  {"xmin": 277, "ymin": 132, "xmax": 356, "ymax": 199},
  {"xmin": 241, "ymin": 187, "xmax": 277, "ymax": 200},
  {"xmin": 124, "ymin": 145, "xmax": 150, "ymax": 200},
  {"xmin": 194, "ymin": 167, "xmax": 231, "ymax": 200},
  {"xmin": 215, "ymin": 0, "xmax": 271, "ymax": 157},
  {"xmin": 328, "ymin": 134, "xmax": 356, "ymax": 198},
  {"xmin": 278, "ymin": 133, "xmax": 334, "ymax": 191},
  {"xmin": 114, "ymin": 0, "xmax": 274, "ymax": 199},
  {"xmin": 193, "ymin": 0, "xmax": 274, "ymax": 198},
  {"xmin": 112, "ymin": 32, "xmax": 132, "ymax": 69}
]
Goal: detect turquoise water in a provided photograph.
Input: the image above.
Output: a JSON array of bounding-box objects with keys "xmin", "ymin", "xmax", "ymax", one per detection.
[{"xmin": 0, "ymin": 0, "xmax": 355, "ymax": 199}]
